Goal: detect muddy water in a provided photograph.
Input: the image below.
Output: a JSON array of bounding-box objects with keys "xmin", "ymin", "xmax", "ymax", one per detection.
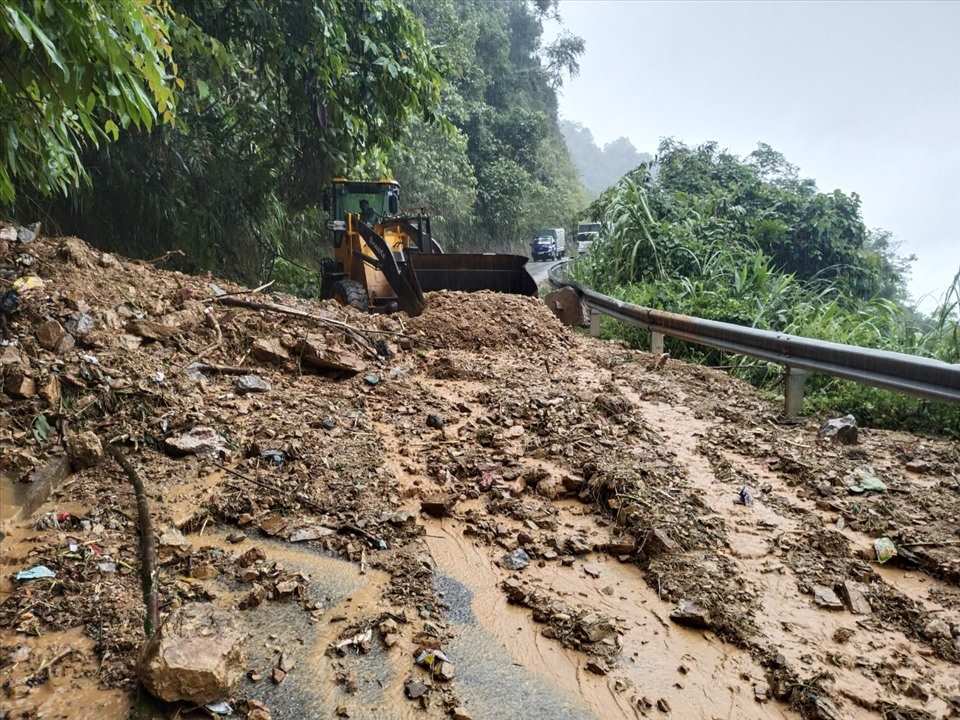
[
  {"xmin": 1, "ymin": 471, "xmax": 30, "ymax": 522},
  {"xmin": 629, "ymin": 397, "xmax": 960, "ymax": 718},
  {"xmin": 425, "ymin": 515, "xmax": 797, "ymax": 720},
  {"xmin": 0, "ymin": 627, "xmax": 130, "ymax": 720}
]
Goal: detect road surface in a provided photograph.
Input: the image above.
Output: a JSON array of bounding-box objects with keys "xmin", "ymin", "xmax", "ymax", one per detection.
[{"xmin": 526, "ymin": 259, "xmax": 560, "ymax": 285}]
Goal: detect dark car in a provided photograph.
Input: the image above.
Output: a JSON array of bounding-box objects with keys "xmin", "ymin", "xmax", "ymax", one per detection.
[{"xmin": 530, "ymin": 235, "xmax": 559, "ymax": 261}]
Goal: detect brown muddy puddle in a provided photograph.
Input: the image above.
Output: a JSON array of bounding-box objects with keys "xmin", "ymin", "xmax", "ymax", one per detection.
[
  {"xmin": 0, "ymin": 626, "xmax": 130, "ymax": 720},
  {"xmin": 425, "ymin": 515, "xmax": 797, "ymax": 720},
  {"xmin": 630, "ymin": 397, "xmax": 960, "ymax": 718}
]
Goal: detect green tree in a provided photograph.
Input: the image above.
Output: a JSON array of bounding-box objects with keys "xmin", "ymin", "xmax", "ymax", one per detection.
[
  {"xmin": 0, "ymin": 0, "xmax": 177, "ymax": 204},
  {"xmin": 35, "ymin": 0, "xmax": 441, "ymax": 280}
]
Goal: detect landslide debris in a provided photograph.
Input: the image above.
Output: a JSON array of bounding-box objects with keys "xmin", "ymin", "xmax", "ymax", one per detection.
[{"xmin": 2, "ymin": 226, "xmax": 959, "ymax": 720}]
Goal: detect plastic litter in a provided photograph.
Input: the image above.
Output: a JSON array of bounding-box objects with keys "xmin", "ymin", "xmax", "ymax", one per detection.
[
  {"xmin": 874, "ymin": 537, "xmax": 897, "ymax": 564},
  {"xmin": 15, "ymin": 565, "xmax": 56, "ymax": 581},
  {"xmin": 12, "ymin": 275, "xmax": 43, "ymax": 292},
  {"xmin": 205, "ymin": 701, "xmax": 233, "ymax": 715},
  {"xmin": 846, "ymin": 467, "xmax": 887, "ymax": 494},
  {"xmin": 736, "ymin": 486, "xmax": 754, "ymax": 506}
]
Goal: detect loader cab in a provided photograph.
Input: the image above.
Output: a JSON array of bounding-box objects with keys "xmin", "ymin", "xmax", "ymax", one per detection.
[{"xmin": 329, "ymin": 179, "xmax": 400, "ymax": 228}]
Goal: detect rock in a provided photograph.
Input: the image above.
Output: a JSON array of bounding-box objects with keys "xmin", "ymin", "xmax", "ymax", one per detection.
[
  {"xmin": 251, "ymin": 338, "xmax": 289, "ymax": 365},
  {"xmin": 922, "ymin": 618, "xmax": 952, "ymax": 640},
  {"xmin": 845, "ymin": 466, "xmax": 886, "ymax": 494},
  {"xmin": 165, "ymin": 426, "xmax": 227, "ymax": 457},
  {"xmin": 404, "ymin": 678, "xmax": 429, "ymax": 699},
  {"xmin": 288, "ymin": 525, "xmax": 335, "ymax": 542},
  {"xmin": 436, "ymin": 661, "xmax": 455, "ymax": 682},
  {"xmin": 321, "ymin": 417, "xmax": 337, "ymax": 431},
  {"xmin": 36, "ymin": 320, "xmax": 71, "ymax": 352},
  {"xmin": 642, "ymin": 527, "xmax": 679, "ymax": 556},
  {"xmin": 582, "ymin": 564, "xmax": 601, "ymax": 578},
  {"xmin": 657, "ymin": 698, "xmax": 671, "ymax": 713},
  {"xmin": 60, "ymin": 237, "xmax": 92, "ymax": 267},
  {"xmin": 839, "ymin": 581, "xmax": 872, "ymax": 615},
  {"xmin": 68, "ymin": 431, "xmax": 104, "ymax": 470},
  {"xmin": 139, "ymin": 604, "xmax": 245, "ymax": 704},
  {"xmin": 585, "ymin": 659, "xmax": 608, "ymax": 675},
  {"xmin": 669, "ymin": 599, "xmax": 712, "ymax": 629},
  {"xmin": 421, "ymin": 494, "xmax": 456, "ymax": 518},
  {"xmin": 543, "ymin": 287, "xmax": 585, "ymax": 326},
  {"xmin": 126, "ymin": 319, "xmax": 180, "ymax": 341},
  {"xmin": 296, "ymin": 335, "xmax": 364, "ymax": 375},
  {"xmin": 904, "ymin": 459, "xmax": 931, "ymax": 474},
  {"xmin": 754, "ymin": 681, "xmax": 770, "ymax": 703},
  {"xmin": 236, "ymin": 374, "xmax": 271, "ymax": 394},
  {"xmin": 812, "ymin": 584, "xmax": 844, "ymax": 610},
  {"xmin": 501, "ymin": 548, "xmax": 531, "ymax": 571},
  {"xmin": 452, "ymin": 707, "xmax": 473, "ymax": 720},
  {"xmin": 426, "ymin": 414, "xmax": 445, "ymax": 429},
  {"xmin": 246, "ymin": 699, "xmax": 272, "ymax": 720},
  {"xmin": 819, "ymin": 415, "xmax": 858, "ymax": 444},
  {"xmin": 65, "ymin": 312, "xmax": 95, "ymax": 338},
  {"xmin": 40, "ymin": 375, "xmax": 61, "ymax": 407},
  {"xmin": 4, "ymin": 369, "xmax": 35, "ymax": 398}
]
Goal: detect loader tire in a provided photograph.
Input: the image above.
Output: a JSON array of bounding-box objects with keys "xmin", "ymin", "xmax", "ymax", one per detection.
[{"xmin": 332, "ymin": 279, "xmax": 369, "ymax": 312}]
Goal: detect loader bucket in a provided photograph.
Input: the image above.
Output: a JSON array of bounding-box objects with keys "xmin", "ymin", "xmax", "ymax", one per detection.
[{"xmin": 411, "ymin": 253, "xmax": 538, "ymax": 296}]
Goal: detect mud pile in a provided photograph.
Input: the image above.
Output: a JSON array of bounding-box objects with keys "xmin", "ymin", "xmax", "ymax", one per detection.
[{"xmin": 406, "ymin": 290, "xmax": 570, "ymax": 352}]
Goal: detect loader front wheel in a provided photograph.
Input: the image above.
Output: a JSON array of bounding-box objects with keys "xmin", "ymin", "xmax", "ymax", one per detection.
[{"xmin": 332, "ymin": 279, "xmax": 369, "ymax": 312}]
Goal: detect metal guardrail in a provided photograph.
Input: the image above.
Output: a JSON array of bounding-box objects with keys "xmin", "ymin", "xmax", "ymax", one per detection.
[{"xmin": 548, "ymin": 262, "xmax": 960, "ymax": 416}]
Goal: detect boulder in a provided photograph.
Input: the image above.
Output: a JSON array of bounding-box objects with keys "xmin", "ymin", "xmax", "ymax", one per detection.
[
  {"xmin": 126, "ymin": 319, "xmax": 180, "ymax": 342},
  {"xmin": 139, "ymin": 604, "xmax": 245, "ymax": 704},
  {"xmin": 819, "ymin": 415, "xmax": 858, "ymax": 445},
  {"xmin": 36, "ymin": 320, "xmax": 71, "ymax": 352},
  {"xmin": 236, "ymin": 374, "xmax": 271, "ymax": 394},
  {"xmin": 669, "ymin": 599, "xmax": 712, "ymax": 629},
  {"xmin": 4, "ymin": 369, "xmax": 35, "ymax": 398},
  {"xmin": 543, "ymin": 287, "xmax": 585, "ymax": 326},
  {"xmin": 251, "ymin": 337, "xmax": 290, "ymax": 365},
  {"xmin": 69, "ymin": 431, "xmax": 104, "ymax": 470},
  {"xmin": 296, "ymin": 335, "xmax": 364, "ymax": 375},
  {"xmin": 165, "ymin": 426, "xmax": 227, "ymax": 457}
]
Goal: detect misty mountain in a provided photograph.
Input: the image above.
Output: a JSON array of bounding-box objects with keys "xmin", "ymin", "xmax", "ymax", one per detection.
[{"xmin": 560, "ymin": 120, "xmax": 652, "ymax": 196}]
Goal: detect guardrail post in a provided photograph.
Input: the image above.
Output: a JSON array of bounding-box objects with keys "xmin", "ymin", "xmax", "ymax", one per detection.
[
  {"xmin": 589, "ymin": 308, "xmax": 601, "ymax": 337},
  {"xmin": 783, "ymin": 366, "xmax": 810, "ymax": 419},
  {"xmin": 650, "ymin": 331, "xmax": 665, "ymax": 355}
]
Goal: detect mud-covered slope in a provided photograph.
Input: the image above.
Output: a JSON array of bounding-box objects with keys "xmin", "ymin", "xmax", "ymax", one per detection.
[{"xmin": 1, "ymin": 231, "xmax": 958, "ymax": 720}]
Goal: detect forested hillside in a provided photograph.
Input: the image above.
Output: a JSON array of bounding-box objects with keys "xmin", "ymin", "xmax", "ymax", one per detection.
[
  {"xmin": 576, "ymin": 140, "xmax": 960, "ymax": 433},
  {"xmin": 3, "ymin": 0, "xmax": 586, "ymax": 281},
  {"xmin": 560, "ymin": 120, "xmax": 651, "ymax": 197}
]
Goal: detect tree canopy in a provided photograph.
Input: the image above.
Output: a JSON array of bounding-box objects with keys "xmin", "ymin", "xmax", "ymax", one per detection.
[{"xmin": 0, "ymin": 0, "xmax": 177, "ymax": 203}]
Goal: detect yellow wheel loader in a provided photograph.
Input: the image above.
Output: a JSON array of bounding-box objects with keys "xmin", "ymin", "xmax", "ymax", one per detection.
[{"xmin": 320, "ymin": 179, "xmax": 536, "ymax": 316}]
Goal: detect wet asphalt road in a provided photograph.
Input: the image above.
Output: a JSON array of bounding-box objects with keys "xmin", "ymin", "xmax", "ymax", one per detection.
[{"xmin": 526, "ymin": 259, "xmax": 561, "ymax": 286}]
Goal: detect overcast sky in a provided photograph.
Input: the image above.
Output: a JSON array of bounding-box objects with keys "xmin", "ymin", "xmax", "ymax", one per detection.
[{"xmin": 547, "ymin": 0, "xmax": 960, "ymax": 308}]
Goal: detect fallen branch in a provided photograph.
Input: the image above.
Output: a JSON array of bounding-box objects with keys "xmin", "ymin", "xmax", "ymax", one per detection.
[
  {"xmin": 214, "ymin": 294, "xmax": 411, "ymax": 350},
  {"xmin": 108, "ymin": 444, "xmax": 159, "ymax": 638}
]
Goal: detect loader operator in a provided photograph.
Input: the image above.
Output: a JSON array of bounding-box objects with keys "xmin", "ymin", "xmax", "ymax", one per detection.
[{"xmin": 359, "ymin": 199, "xmax": 379, "ymax": 225}]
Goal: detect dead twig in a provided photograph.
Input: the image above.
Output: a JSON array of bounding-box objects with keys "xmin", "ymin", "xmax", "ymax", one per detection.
[
  {"xmin": 108, "ymin": 444, "xmax": 159, "ymax": 638},
  {"xmin": 144, "ymin": 249, "xmax": 185, "ymax": 265},
  {"xmin": 203, "ymin": 280, "xmax": 275, "ymax": 302}
]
